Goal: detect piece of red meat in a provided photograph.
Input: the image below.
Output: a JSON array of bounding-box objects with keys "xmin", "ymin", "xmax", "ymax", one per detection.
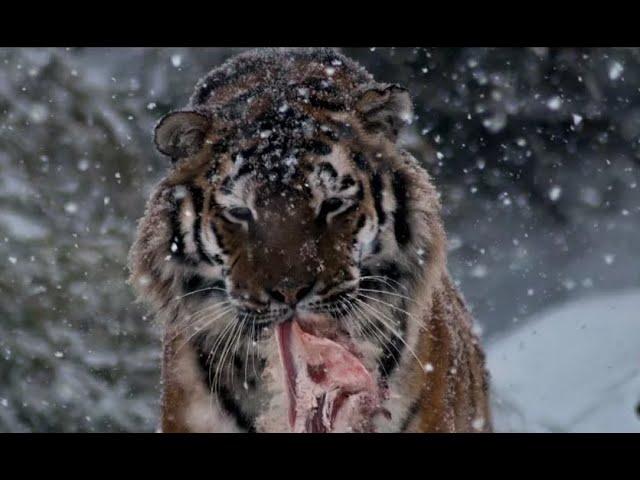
[{"xmin": 275, "ymin": 316, "xmax": 388, "ymax": 433}]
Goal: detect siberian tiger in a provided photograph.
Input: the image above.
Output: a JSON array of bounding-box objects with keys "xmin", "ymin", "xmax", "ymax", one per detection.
[{"xmin": 128, "ymin": 47, "xmax": 491, "ymax": 432}]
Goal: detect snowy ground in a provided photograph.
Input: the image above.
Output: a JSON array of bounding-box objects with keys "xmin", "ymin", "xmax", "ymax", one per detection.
[{"xmin": 489, "ymin": 289, "xmax": 640, "ymax": 432}]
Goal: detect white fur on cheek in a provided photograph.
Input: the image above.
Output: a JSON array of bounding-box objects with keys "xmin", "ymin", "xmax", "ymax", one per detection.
[{"xmin": 254, "ymin": 330, "xmax": 291, "ymax": 432}]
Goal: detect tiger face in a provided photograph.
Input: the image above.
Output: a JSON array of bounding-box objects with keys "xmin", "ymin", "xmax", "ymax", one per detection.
[
  {"xmin": 209, "ymin": 148, "xmax": 379, "ymax": 325},
  {"xmin": 130, "ymin": 49, "xmax": 448, "ymax": 431},
  {"xmin": 150, "ymin": 85, "xmax": 416, "ymax": 325}
]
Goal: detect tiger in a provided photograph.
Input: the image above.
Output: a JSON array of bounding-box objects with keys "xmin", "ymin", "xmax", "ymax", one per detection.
[{"xmin": 128, "ymin": 47, "xmax": 491, "ymax": 433}]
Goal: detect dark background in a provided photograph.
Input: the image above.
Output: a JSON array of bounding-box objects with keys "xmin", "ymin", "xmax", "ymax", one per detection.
[{"xmin": 1, "ymin": 47, "xmax": 638, "ymax": 431}]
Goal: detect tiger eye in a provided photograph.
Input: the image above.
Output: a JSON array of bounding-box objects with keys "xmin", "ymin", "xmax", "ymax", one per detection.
[
  {"xmin": 227, "ymin": 207, "xmax": 253, "ymax": 222},
  {"xmin": 323, "ymin": 198, "xmax": 343, "ymax": 213},
  {"xmin": 316, "ymin": 197, "xmax": 345, "ymax": 226}
]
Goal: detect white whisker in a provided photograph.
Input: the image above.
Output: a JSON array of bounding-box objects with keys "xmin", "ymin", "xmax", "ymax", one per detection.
[
  {"xmin": 354, "ymin": 292, "xmax": 426, "ymax": 331},
  {"xmin": 358, "ymin": 287, "xmax": 416, "ymax": 303},
  {"xmin": 359, "ymin": 275, "xmax": 409, "ymax": 292},
  {"xmin": 174, "ymin": 286, "xmax": 227, "ymax": 302},
  {"xmin": 214, "ymin": 319, "xmax": 240, "ymax": 395},
  {"xmin": 169, "ymin": 301, "xmax": 232, "ymax": 344},
  {"xmin": 207, "ymin": 315, "xmax": 239, "ymax": 398},
  {"xmin": 349, "ymin": 295, "xmax": 423, "ymax": 369},
  {"xmin": 174, "ymin": 305, "xmax": 235, "ymax": 354},
  {"xmin": 229, "ymin": 315, "xmax": 247, "ymax": 390},
  {"xmin": 347, "ymin": 300, "xmax": 392, "ymax": 378}
]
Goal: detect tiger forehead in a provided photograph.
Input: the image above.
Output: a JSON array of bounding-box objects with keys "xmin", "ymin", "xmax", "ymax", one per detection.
[
  {"xmin": 204, "ymin": 100, "xmax": 346, "ymax": 159},
  {"xmin": 209, "ymin": 141, "xmax": 366, "ymax": 202}
]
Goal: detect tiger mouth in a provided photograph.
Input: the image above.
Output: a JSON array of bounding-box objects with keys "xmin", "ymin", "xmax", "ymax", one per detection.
[
  {"xmin": 234, "ymin": 290, "xmax": 355, "ymax": 326},
  {"xmin": 235, "ymin": 307, "xmax": 292, "ymax": 326},
  {"xmin": 275, "ymin": 314, "xmax": 389, "ymax": 433}
]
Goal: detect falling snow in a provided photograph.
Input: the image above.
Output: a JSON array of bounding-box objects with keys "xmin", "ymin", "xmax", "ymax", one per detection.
[
  {"xmin": 171, "ymin": 54, "xmax": 182, "ymax": 68},
  {"xmin": 546, "ymin": 96, "xmax": 562, "ymax": 111},
  {"xmin": 64, "ymin": 202, "xmax": 78, "ymax": 214},
  {"xmin": 0, "ymin": 47, "xmax": 638, "ymax": 432},
  {"xmin": 608, "ymin": 61, "xmax": 623, "ymax": 80},
  {"xmin": 548, "ymin": 186, "xmax": 562, "ymax": 202}
]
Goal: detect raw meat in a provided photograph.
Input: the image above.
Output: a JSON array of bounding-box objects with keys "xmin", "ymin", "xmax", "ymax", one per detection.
[{"xmin": 275, "ymin": 315, "xmax": 388, "ymax": 433}]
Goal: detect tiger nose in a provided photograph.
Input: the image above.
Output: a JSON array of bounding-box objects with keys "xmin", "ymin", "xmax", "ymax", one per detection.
[{"xmin": 266, "ymin": 281, "xmax": 315, "ymax": 306}]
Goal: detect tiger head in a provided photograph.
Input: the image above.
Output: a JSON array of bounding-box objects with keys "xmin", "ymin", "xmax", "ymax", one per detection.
[{"xmin": 129, "ymin": 49, "xmax": 446, "ymax": 423}]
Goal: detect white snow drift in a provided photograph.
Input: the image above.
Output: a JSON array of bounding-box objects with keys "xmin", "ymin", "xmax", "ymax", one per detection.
[{"xmin": 488, "ymin": 289, "xmax": 640, "ymax": 432}]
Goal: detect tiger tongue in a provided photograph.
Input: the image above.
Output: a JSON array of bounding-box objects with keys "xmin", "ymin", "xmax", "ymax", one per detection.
[{"xmin": 275, "ymin": 316, "xmax": 380, "ymax": 433}]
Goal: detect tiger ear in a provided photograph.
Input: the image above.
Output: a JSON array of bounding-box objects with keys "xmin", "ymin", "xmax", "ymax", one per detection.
[
  {"xmin": 154, "ymin": 110, "xmax": 211, "ymax": 160},
  {"xmin": 355, "ymin": 83, "xmax": 413, "ymax": 141}
]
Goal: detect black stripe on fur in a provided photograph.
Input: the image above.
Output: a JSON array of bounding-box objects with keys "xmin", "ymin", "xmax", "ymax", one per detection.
[
  {"xmin": 400, "ymin": 388, "xmax": 426, "ymax": 431},
  {"xmin": 377, "ymin": 306, "xmax": 408, "ymax": 379},
  {"xmin": 168, "ymin": 195, "xmax": 187, "ymax": 262},
  {"xmin": 193, "ymin": 336, "xmax": 255, "ymax": 432},
  {"xmin": 187, "ymin": 185, "xmax": 214, "ymax": 266},
  {"xmin": 370, "ymin": 172, "xmax": 386, "ymax": 225},
  {"xmin": 391, "ymin": 171, "xmax": 411, "ymax": 246},
  {"xmin": 182, "ymin": 275, "xmax": 225, "ymax": 297}
]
